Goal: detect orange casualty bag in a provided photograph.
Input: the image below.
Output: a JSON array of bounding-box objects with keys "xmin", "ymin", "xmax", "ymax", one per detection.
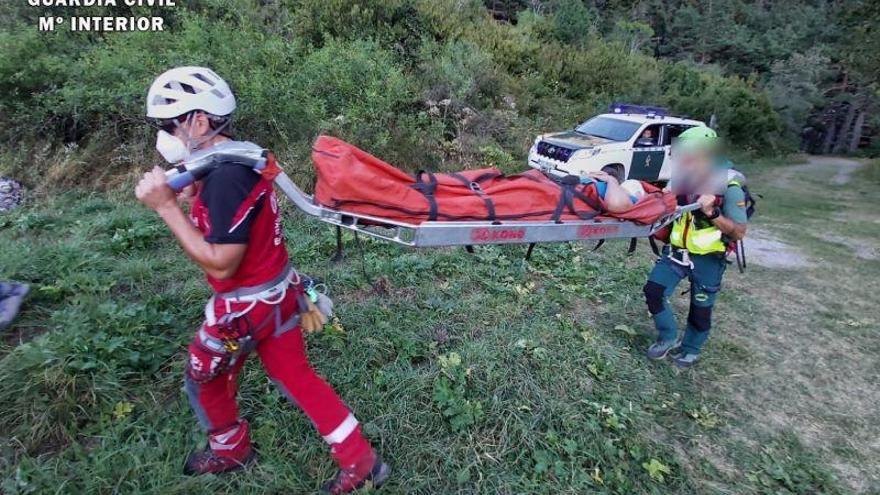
[{"xmin": 312, "ymin": 135, "xmax": 674, "ymax": 225}]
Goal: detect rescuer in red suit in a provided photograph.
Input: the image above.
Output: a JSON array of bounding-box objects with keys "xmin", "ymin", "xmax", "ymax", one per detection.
[{"xmin": 135, "ymin": 66, "xmax": 390, "ymax": 493}]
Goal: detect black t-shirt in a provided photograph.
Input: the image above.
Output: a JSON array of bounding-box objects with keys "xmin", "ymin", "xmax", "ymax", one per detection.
[
  {"xmin": 197, "ymin": 163, "xmax": 264, "ymax": 244},
  {"xmin": 190, "ymin": 161, "xmax": 289, "ymax": 292}
]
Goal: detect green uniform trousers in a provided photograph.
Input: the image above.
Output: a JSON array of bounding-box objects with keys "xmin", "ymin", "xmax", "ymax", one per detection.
[{"xmin": 642, "ymin": 246, "xmax": 727, "ymax": 355}]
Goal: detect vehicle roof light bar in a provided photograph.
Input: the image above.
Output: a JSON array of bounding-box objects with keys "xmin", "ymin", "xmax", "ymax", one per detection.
[{"xmin": 609, "ymin": 102, "xmax": 668, "ymax": 118}]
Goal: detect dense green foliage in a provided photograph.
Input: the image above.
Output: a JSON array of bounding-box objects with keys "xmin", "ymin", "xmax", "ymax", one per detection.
[
  {"xmin": 2, "ymin": 0, "xmax": 876, "ymax": 175},
  {"xmin": 1, "ymin": 0, "xmax": 790, "ymax": 187},
  {"xmin": 489, "ymin": 0, "xmax": 879, "ymax": 154}
]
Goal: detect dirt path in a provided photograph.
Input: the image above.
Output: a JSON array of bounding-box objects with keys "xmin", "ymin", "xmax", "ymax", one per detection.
[
  {"xmin": 810, "ymin": 155, "xmax": 863, "ymax": 185},
  {"xmin": 772, "ymin": 155, "xmax": 863, "ymax": 188},
  {"xmin": 752, "ymin": 155, "xmax": 864, "ymax": 269},
  {"xmin": 710, "ymin": 155, "xmax": 880, "ymax": 493},
  {"xmin": 744, "ymin": 227, "xmax": 811, "ymax": 269}
]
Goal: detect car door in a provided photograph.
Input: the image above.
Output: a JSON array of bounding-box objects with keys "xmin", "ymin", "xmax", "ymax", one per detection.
[{"xmin": 628, "ymin": 124, "xmax": 664, "ymax": 181}]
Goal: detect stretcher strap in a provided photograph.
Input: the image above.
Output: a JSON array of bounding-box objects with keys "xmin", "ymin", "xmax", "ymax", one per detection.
[
  {"xmin": 448, "ymin": 172, "xmax": 500, "ymax": 222},
  {"xmin": 551, "ymin": 176, "xmax": 603, "ymax": 223},
  {"xmin": 551, "ymin": 185, "xmax": 568, "ymax": 223},
  {"xmin": 411, "ymin": 170, "xmax": 439, "ymax": 221},
  {"xmin": 568, "ymin": 187, "xmax": 604, "ymax": 219}
]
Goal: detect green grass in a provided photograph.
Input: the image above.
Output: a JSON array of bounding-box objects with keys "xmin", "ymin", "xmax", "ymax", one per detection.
[{"xmin": 1, "ymin": 156, "xmax": 877, "ymax": 494}]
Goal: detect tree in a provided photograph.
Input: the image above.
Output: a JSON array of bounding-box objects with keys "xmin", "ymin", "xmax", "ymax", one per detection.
[
  {"xmin": 552, "ymin": 0, "xmax": 597, "ymax": 47},
  {"xmin": 766, "ymin": 50, "xmax": 831, "ymax": 143},
  {"xmin": 610, "ymin": 20, "xmax": 654, "ymax": 55}
]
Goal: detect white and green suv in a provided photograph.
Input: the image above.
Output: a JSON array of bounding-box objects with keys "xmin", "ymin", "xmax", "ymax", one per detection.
[{"xmin": 527, "ymin": 104, "xmax": 705, "ymax": 183}]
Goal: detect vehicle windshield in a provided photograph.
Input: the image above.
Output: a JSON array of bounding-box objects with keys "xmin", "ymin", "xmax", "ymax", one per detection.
[{"xmin": 575, "ymin": 117, "xmax": 642, "ymax": 142}]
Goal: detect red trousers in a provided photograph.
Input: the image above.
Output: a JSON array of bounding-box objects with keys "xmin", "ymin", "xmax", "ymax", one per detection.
[{"xmin": 183, "ymin": 290, "xmax": 372, "ymax": 467}]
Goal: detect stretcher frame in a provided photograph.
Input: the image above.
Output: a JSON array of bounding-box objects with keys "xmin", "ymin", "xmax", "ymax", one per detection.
[{"xmin": 273, "ymin": 172, "xmax": 700, "ymax": 248}]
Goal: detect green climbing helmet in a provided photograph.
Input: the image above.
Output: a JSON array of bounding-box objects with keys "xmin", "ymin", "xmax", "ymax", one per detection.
[{"xmin": 674, "ymin": 126, "xmax": 720, "ymax": 153}]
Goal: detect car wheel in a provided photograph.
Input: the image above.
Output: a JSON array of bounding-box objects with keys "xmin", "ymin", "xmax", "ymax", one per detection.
[{"xmin": 602, "ymin": 164, "xmax": 624, "ymax": 182}]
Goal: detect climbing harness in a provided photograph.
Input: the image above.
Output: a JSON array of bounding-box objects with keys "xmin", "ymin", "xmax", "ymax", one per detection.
[
  {"xmin": 667, "ymin": 247, "xmax": 694, "ymax": 270},
  {"xmin": 191, "ymin": 265, "xmax": 335, "ymax": 381}
]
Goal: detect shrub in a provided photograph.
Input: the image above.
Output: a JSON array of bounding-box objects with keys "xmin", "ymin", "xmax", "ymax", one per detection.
[
  {"xmin": 661, "ymin": 62, "xmax": 782, "ymax": 150},
  {"xmin": 418, "ymin": 40, "xmax": 501, "ymax": 108},
  {"xmin": 0, "ymin": 0, "xmax": 785, "ymax": 185}
]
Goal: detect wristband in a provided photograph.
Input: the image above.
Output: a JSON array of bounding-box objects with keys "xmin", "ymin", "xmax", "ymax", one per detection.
[{"xmin": 706, "ymin": 207, "xmax": 721, "ymax": 220}]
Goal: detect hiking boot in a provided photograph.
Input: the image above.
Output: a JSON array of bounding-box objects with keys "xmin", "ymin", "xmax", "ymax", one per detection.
[
  {"xmin": 0, "ymin": 283, "xmax": 29, "ymax": 330},
  {"xmin": 646, "ymin": 339, "xmax": 677, "ymax": 360},
  {"xmin": 184, "ymin": 420, "xmax": 253, "ymax": 475},
  {"xmin": 183, "ymin": 447, "xmax": 255, "ymax": 475},
  {"xmin": 321, "ymin": 453, "xmax": 391, "ymax": 494},
  {"xmin": 672, "ymin": 352, "xmax": 700, "ymax": 369}
]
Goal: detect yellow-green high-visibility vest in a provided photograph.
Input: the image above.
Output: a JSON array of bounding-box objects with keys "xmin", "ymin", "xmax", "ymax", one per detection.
[
  {"xmin": 670, "ymin": 178, "xmax": 743, "ymax": 255},
  {"xmin": 669, "ymin": 211, "xmax": 726, "ymax": 254}
]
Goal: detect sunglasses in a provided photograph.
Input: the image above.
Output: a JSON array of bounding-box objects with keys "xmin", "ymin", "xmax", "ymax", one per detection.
[{"xmin": 150, "ymin": 114, "xmax": 190, "ymax": 134}]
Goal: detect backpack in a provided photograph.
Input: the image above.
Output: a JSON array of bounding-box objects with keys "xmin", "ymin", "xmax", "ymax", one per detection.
[{"xmin": 726, "ymin": 169, "xmax": 756, "ymax": 272}]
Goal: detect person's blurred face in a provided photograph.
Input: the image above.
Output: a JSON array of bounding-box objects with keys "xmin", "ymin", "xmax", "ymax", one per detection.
[
  {"xmin": 671, "ymin": 148, "xmax": 717, "ymax": 194},
  {"xmin": 676, "ymin": 149, "xmax": 712, "ymax": 176},
  {"xmin": 643, "ymin": 129, "xmax": 654, "ymax": 138}
]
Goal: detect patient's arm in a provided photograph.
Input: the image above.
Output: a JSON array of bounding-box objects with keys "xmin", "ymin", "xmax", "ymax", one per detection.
[{"xmin": 588, "ymin": 171, "xmax": 634, "ymax": 213}]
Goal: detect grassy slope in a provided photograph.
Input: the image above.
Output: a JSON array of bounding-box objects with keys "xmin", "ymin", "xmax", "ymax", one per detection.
[{"xmin": 0, "ymin": 157, "xmax": 877, "ymax": 494}]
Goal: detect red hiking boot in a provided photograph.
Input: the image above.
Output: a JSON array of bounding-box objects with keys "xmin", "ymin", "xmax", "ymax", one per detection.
[
  {"xmin": 321, "ymin": 452, "xmax": 391, "ymax": 494},
  {"xmin": 183, "ymin": 447, "xmax": 255, "ymax": 475},
  {"xmin": 183, "ymin": 420, "xmax": 255, "ymax": 475}
]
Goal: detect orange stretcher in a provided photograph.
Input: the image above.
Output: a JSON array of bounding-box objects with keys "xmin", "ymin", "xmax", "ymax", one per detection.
[{"xmin": 164, "ymin": 136, "xmax": 699, "ymax": 249}]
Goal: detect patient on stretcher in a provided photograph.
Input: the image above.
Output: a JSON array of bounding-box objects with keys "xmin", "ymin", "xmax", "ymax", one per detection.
[
  {"xmin": 580, "ymin": 170, "xmax": 646, "ymax": 213},
  {"xmin": 312, "ymin": 135, "xmax": 674, "ymax": 225}
]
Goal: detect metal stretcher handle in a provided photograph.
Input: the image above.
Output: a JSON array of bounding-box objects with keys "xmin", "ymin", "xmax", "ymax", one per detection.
[
  {"xmin": 271, "ymin": 170, "xmax": 699, "ymax": 248},
  {"xmin": 274, "ymin": 171, "xmax": 322, "ymax": 217}
]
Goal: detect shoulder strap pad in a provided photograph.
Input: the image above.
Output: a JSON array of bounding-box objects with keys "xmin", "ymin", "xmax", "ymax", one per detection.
[{"xmin": 727, "ymin": 168, "xmax": 746, "ymax": 187}]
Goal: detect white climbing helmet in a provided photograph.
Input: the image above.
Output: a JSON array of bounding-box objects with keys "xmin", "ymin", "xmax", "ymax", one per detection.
[{"xmin": 146, "ymin": 66, "xmax": 236, "ymax": 119}]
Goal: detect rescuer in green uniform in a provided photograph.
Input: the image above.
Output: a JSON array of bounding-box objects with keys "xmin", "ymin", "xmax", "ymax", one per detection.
[{"xmin": 643, "ymin": 127, "xmax": 748, "ymax": 368}]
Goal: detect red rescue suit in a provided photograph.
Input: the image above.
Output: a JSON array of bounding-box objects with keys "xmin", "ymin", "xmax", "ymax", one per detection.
[{"xmin": 183, "ymin": 161, "xmax": 371, "ymax": 468}]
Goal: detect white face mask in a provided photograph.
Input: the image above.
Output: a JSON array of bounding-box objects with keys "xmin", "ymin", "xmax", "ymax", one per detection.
[
  {"xmin": 155, "ymin": 129, "xmax": 190, "ymax": 164},
  {"xmin": 154, "ymin": 114, "xmax": 230, "ymax": 164}
]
